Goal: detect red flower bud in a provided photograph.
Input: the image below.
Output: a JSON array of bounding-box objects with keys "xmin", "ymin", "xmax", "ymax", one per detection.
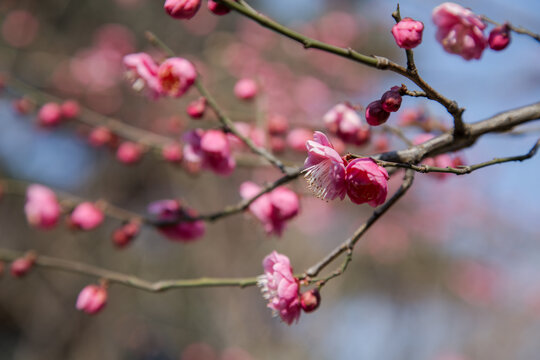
[
  {"xmin": 112, "ymin": 221, "xmax": 140, "ymax": 248},
  {"xmin": 10, "ymin": 255, "xmax": 35, "ymax": 278},
  {"xmin": 186, "ymin": 97, "xmax": 206, "ymax": 119},
  {"xmin": 365, "ymin": 100, "xmax": 390, "ymax": 126},
  {"xmin": 380, "ymin": 87, "xmax": 402, "ymax": 113},
  {"xmin": 300, "ymin": 289, "xmax": 321, "ymax": 313},
  {"xmin": 488, "ymin": 24, "xmax": 511, "ymax": 51}
]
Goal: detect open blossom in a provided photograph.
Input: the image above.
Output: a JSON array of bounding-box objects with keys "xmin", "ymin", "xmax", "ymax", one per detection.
[
  {"xmin": 345, "ymin": 158, "xmax": 389, "ymax": 207},
  {"xmin": 148, "ymin": 199, "xmax": 205, "ymax": 242},
  {"xmin": 257, "ymin": 251, "xmax": 301, "ymax": 325},
  {"xmin": 157, "ymin": 57, "xmax": 197, "ymax": 98},
  {"xmin": 323, "ymin": 103, "xmax": 370, "ymax": 145},
  {"xmin": 303, "ymin": 131, "xmax": 347, "ymax": 201},
  {"xmin": 164, "ymin": 0, "xmax": 201, "ymax": 19},
  {"xmin": 391, "ymin": 18, "xmax": 424, "ymax": 49},
  {"xmin": 123, "ymin": 53, "xmax": 161, "ymax": 97},
  {"xmin": 70, "ymin": 202, "xmax": 104, "ymax": 230},
  {"xmin": 432, "ymin": 2, "xmax": 487, "ymax": 60},
  {"xmin": 184, "ymin": 129, "xmax": 236, "ymax": 175},
  {"xmin": 76, "ymin": 284, "xmax": 107, "ymax": 314},
  {"xmin": 240, "ymin": 182, "xmax": 299, "ymax": 236},
  {"xmin": 25, "ymin": 184, "xmax": 61, "ymax": 229}
]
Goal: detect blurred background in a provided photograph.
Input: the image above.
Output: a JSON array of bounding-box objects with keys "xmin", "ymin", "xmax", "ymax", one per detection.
[{"xmin": 0, "ymin": 0, "xmax": 539, "ymax": 359}]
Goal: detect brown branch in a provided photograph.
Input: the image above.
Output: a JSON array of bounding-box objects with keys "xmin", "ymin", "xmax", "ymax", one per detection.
[
  {"xmin": 305, "ymin": 169, "xmax": 415, "ymax": 278},
  {"xmin": 375, "ymin": 138, "xmax": 540, "ymax": 175},
  {"xmin": 0, "ymin": 248, "xmax": 258, "ymax": 291}
]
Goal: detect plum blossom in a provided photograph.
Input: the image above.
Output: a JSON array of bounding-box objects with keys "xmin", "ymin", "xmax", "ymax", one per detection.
[
  {"xmin": 303, "ymin": 131, "xmax": 347, "ymax": 201},
  {"xmin": 164, "ymin": 0, "xmax": 201, "ymax": 19},
  {"xmin": 148, "ymin": 199, "xmax": 205, "ymax": 242},
  {"xmin": 345, "ymin": 158, "xmax": 389, "ymax": 207},
  {"xmin": 488, "ymin": 24, "xmax": 511, "ymax": 51},
  {"xmin": 323, "ymin": 103, "xmax": 370, "ymax": 145},
  {"xmin": 123, "ymin": 53, "xmax": 161, "ymax": 97},
  {"xmin": 391, "ymin": 18, "xmax": 424, "ymax": 49},
  {"xmin": 157, "ymin": 57, "xmax": 197, "ymax": 98},
  {"xmin": 25, "ymin": 184, "xmax": 62, "ymax": 229},
  {"xmin": 257, "ymin": 251, "xmax": 301, "ymax": 325},
  {"xmin": 240, "ymin": 182, "xmax": 299, "ymax": 236},
  {"xmin": 183, "ymin": 129, "xmax": 236, "ymax": 175},
  {"xmin": 76, "ymin": 284, "xmax": 107, "ymax": 314},
  {"xmin": 70, "ymin": 202, "xmax": 105, "ymax": 230},
  {"xmin": 432, "ymin": 2, "xmax": 487, "ymax": 60}
]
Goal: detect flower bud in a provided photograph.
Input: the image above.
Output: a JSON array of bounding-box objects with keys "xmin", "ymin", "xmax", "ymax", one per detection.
[
  {"xmin": 70, "ymin": 202, "xmax": 104, "ymax": 231},
  {"xmin": 345, "ymin": 158, "xmax": 389, "ymax": 207},
  {"xmin": 186, "ymin": 97, "xmax": 206, "ymax": 119},
  {"xmin": 76, "ymin": 284, "xmax": 107, "ymax": 314},
  {"xmin": 365, "ymin": 100, "xmax": 390, "ymax": 126},
  {"xmin": 267, "ymin": 115, "xmax": 289, "ymax": 135},
  {"xmin": 488, "ymin": 24, "xmax": 511, "ymax": 51},
  {"xmin": 391, "ymin": 18, "xmax": 424, "ymax": 49},
  {"xmin": 164, "ymin": 0, "xmax": 201, "ymax": 20},
  {"xmin": 10, "ymin": 255, "xmax": 35, "ymax": 278},
  {"xmin": 88, "ymin": 126, "xmax": 114, "ymax": 147},
  {"xmin": 162, "ymin": 142, "xmax": 183, "ymax": 163},
  {"xmin": 60, "ymin": 100, "xmax": 80, "ymax": 119},
  {"xmin": 13, "ymin": 98, "xmax": 34, "ymax": 114},
  {"xmin": 116, "ymin": 141, "xmax": 143, "ymax": 164},
  {"xmin": 208, "ymin": 0, "xmax": 230, "ymax": 15},
  {"xmin": 234, "ymin": 78, "xmax": 257, "ymax": 100},
  {"xmin": 38, "ymin": 102, "xmax": 62, "ymax": 127},
  {"xmin": 112, "ymin": 221, "xmax": 140, "ymax": 248},
  {"xmin": 381, "ymin": 87, "xmax": 402, "ymax": 113},
  {"xmin": 25, "ymin": 184, "xmax": 62, "ymax": 229},
  {"xmin": 300, "ymin": 289, "xmax": 321, "ymax": 313}
]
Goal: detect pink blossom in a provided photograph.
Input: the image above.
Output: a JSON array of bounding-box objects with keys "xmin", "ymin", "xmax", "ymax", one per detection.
[
  {"xmin": 76, "ymin": 284, "xmax": 107, "ymax": 314},
  {"xmin": 303, "ymin": 131, "xmax": 347, "ymax": 201},
  {"xmin": 345, "ymin": 158, "xmax": 389, "ymax": 207},
  {"xmin": 300, "ymin": 288, "xmax": 321, "ymax": 313},
  {"xmin": 123, "ymin": 53, "xmax": 161, "ymax": 97},
  {"xmin": 162, "ymin": 143, "xmax": 183, "ymax": 163},
  {"xmin": 37, "ymin": 103, "xmax": 62, "ymax": 127},
  {"xmin": 488, "ymin": 24, "xmax": 511, "ymax": 51},
  {"xmin": 148, "ymin": 199, "xmax": 205, "ymax": 242},
  {"xmin": 116, "ymin": 141, "xmax": 142, "ymax": 164},
  {"xmin": 267, "ymin": 114, "xmax": 289, "ymax": 135},
  {"xmin": 10, "ymin": 256, "xmax": 35, "ymax": 278},
  {"xmin": 25, "ymin": 184, "xmax": 62, "ymax": 229},
  {"xmin": 234, "ymin": 78, "xmax": 257, "ymax": 100},
  {"xmin": 240, "ymin": 182, "xmax": 299, "ymax": 236},
  {"xmin": 391, "ymin": 17, "xmax": 424, "ymax": 49},
  {"xmin": 112, "ymin": 221, "xmax": 140, "ymax": 248},
  {"xmin": 157, "ymin": 57, "xmax": 197, "ymax": 98},
  {"xmin": 323, "ymin": 103, "xmax": 370, "ymax": 145},
  {"xmin": 258, "ymin": 251, "xmax": 301, "ymax": 325},
  {"xmin": 88, "ymin": 126, "xmax": 114, "ymax": 147},
  {"xmin": 365, "ymin": 100, "xmax": 390, "ymax": 126},
  {"xmin": 70, "ymin": 202, "xmax": 105, "ymax": 230},
  {"xmin": 286, "ymin": 128, "xmax": 313, "ymax": 152},
  {"xmin": 200, "ymin": 129, "xmax": 236, "ymax": 175},
  {"xmin": 432, "ymin": 2, "xmax": 487, "ymax": 60},
  {"xmin": 60, "ymin": 100, "xmax": 80, "ymax": 119},
  {"xmin": 182, "ymin": 129, "xmax": 205, "ymax": 173},
  {"xmin": 207, "ymin": 0, "xmax": 230, "ymax": 15},
  {"xmin": 164, "ymin": 0, "xmax": 201, "ymax": 19},
  {"xmin": 186, "ymin": 97, "xmax": 206, "ymax": 119}
]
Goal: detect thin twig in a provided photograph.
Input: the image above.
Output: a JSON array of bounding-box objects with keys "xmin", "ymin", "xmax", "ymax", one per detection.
[
  {"xmin": 216, "ymin": 0, "xmax": 466, "ymax": 136},
  {"xmin": 305, "ymin": 169, "xmax": 415, "ymax": 278},
  {"xmin": 0, "ymin": 248, "xmax": 258, "ymax": 291},
  {"xmin": 480, "ymin": 15, "xmax": 540, "ymax": 43},
  {"xmin": 374, "ymin": 138, "xmax": 540, "ymax": 175},
  {"xmin": 145, "ymin": 31, "xmax": 291, "ymax": 174}
]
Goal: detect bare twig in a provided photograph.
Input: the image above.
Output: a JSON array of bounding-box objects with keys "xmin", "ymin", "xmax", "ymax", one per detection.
[
  {"xmin": 481, "ymin": 15, "xmax": 540, "ymax": 43},
  {"xmin": 305, "ymin": 169, "xmax": 415, "ymax": 278},
  {"xmin": 374, "ymin": 138, "xmax": 540, "ymax": 175},
  {"xmin": 0, "ymin": 248, "xmax": 258, "ymax": 291}
]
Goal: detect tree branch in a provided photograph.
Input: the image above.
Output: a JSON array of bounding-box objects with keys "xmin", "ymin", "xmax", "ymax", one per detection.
[{"xmin": 480, "ymin": 15, "xmax": 540, "ymax": 43}]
